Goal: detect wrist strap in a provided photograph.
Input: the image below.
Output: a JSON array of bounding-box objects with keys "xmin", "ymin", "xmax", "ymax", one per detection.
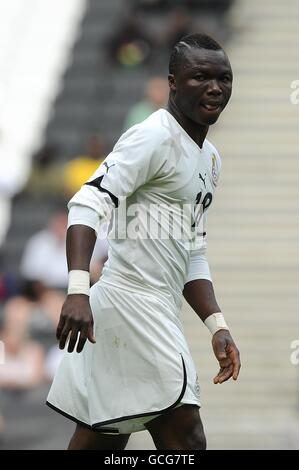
[
  {"xmin": 204, "ymin": 312, "xmax": 229, "ymax": 336},
  {"xmin": 68, "ymin": 270, "xmax": 90, "ymax": 296}
]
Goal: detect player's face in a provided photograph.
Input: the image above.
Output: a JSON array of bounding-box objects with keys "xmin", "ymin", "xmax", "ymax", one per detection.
[{"xmin": 170, "ymin": 48, "xmax": 233, "ymax": 126}]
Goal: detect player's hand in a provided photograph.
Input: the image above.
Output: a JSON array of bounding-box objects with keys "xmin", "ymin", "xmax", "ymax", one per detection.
[
  {"xmin": 212, "ymin": 329, "xmax": 241, "ymax": 384},
  {"xmin": 56, "ymin": 294, "xmax": 96, "ymax": 353}
]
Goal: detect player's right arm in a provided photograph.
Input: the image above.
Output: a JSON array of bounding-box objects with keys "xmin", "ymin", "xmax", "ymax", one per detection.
[
  {"xmin": 57, "ymin": 184, "xmax": 115, "ymax": 354},
  {"xmin": 56, "ymin": 224, "xmax": 97, "ymax": 353}
]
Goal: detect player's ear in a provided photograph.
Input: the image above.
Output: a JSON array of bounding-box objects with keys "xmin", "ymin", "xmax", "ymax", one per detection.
[{"xmin": 168, "ymin": 74, "xmax": 176, "ymax": 93}]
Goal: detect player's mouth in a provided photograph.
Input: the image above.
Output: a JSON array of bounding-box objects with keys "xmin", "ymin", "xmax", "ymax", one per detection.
[{"xmin": 200, "ymin": 102, "xmax": 222, "ymax": 112}]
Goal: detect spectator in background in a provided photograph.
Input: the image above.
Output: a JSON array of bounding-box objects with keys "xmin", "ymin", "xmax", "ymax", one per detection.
[
  {"xmin": 106, "ymin": 14, "xmax": 154, "ymax": 68},
  {"xmin": 25, "ymin": 143, "xmax": 63, "ymax": 197},
  {"xmin": 19, "ymin": 282, "xmax": 64, "ymax": 352},
  {"xmin": 33, "ymin": 143, "xmax": 59, "ymax": 168},
  {"xmin": 26, "ymin": 136, "xmax": 105, "ymax": 200},
  {"xmin": 0, "ymin": 304, "xmax": 45, "ymax": 390},
  {"xmin": 123, "ymin": 76, "xmax": 168, "ymax": 130},
  {"xmin": 20, "ymin": 200, "xmax": 107, "ymax": 294},
  {"xmin": 17, "ymin": 210, "xmax": 68, "ymax": 349},
  {"xmin": 63, "ymin": 134, "xmax": 105, "ymax": 198},
  {"xmin": 20, "ymin": 210, "xmax": 68, "ymax": 291},
  {"xmin": 3, "ymin": 207, "xmax": 74, "ymax": 366}
]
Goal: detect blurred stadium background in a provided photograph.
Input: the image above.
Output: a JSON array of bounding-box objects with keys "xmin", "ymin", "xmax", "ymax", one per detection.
[{"xmin": 0, "ymin": 0, "xmax": 299, "ymax": 450}]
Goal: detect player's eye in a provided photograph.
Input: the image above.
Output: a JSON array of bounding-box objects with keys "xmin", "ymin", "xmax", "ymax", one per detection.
[
  {"xmin": 221, "ymin": 75, "xmax": 231, "ymax": 83},
  {"xmin": 194, "ymin": 75, "xmax": 205, "ymax": 81}
]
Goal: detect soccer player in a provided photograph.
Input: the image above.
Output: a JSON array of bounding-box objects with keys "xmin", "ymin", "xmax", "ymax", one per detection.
[{"xmin": 47, "ymin": 33, "xmax": 241, "ymax": 450}]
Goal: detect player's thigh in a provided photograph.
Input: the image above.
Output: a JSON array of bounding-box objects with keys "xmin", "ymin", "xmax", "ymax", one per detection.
[
  {"xmin": 68, "ymin": 424, "xmax": 130, "ymax": 450},
  {"xmin": 145, "ymin": 404, "xmax": 206, "ymax": 450}
]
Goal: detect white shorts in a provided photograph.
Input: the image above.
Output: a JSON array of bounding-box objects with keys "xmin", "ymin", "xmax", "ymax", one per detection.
[{"xmin": 46, "ymin": 281, "xmax": 201, "ymax": 434}]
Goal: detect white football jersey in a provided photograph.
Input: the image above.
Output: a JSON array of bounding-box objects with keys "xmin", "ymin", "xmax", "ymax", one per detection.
[{"xmin": 68, "ymin": 109, "xmax": 221, "ymax": 308}]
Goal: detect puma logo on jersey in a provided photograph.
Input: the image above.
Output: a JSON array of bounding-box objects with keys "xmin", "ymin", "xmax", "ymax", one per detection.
[
  {"xmin": 198, "ymin": 172, "xmax": 207, "ymax": 188},
  {"xmin": 103, "ymin": 162, "xmax": 116, "ymax": 173}
]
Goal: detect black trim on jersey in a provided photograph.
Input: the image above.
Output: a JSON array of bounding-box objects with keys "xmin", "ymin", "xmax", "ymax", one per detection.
[
  {"xmin": 85, "ymin": 176, "xmax": 119, "ymax": 208},
  {"xmin": 45, "ymin": 401, "xmax": 118, "ymax": 434},
  {"xmin": 92, "ymin": 354, "xmax": 188, "ymax": 430}
]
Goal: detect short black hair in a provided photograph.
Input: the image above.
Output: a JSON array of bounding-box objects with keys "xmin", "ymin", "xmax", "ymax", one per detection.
[{"xmin": 169, "ymin": 33, "xmax": 223, "ymax": 75}]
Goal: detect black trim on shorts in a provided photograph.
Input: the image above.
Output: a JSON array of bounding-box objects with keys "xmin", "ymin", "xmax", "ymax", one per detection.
[
  {"xmin": 46, "ymin": 355, "xmax": 188, "ymax": 434},
  {"xmin": 45, "ymin": 401, "xmax": 118, "ymax": 434},
  {"xmin": 85, "ymin": 176, "xmax": 119, "ymax": 208},
  {"xmin": 92, "ymin": 354, "xmax": 187, "ymax": 430}
]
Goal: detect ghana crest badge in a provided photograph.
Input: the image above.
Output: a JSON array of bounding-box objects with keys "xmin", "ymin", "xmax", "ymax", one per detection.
[{"xmin": 211, "ymin": 153, "xmax": 219, "ymax": 187}]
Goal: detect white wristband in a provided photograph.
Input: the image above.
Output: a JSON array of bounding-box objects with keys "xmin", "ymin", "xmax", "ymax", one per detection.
[
  {"xmin": 204, "ymin": 312, "xmax": 229, "ymax": 336},
  {"xmin": 68, "ymin": 270, "xmax": 90, "ymax": 296}
]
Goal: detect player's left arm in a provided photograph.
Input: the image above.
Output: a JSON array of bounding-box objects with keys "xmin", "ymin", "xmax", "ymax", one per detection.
[{"xmin": 183, "ymin": 277, "xmax": 241, "ymax": 384}]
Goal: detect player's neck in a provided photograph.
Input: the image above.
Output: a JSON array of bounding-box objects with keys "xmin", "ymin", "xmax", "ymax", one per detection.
[{"xmin": 167, "ymin": 100, "xmax": 208, "ymax": 149}]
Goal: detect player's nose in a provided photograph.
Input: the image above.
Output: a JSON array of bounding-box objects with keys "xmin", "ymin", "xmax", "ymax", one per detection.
[{"xmin": 206, "ymin": 79, "xmax": 222, "ymax": 96}]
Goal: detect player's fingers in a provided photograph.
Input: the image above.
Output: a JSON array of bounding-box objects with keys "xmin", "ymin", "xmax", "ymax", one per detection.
[
  {"xmin": 232, "ymin": 353, "xmax": 241, "ymax": 380},
  {"xmin": 217, "ymin": 365, "xmax": 234, "ymax": 384},
  {"xmin": 227, "ymin": 345, "xmax": 241, "ymax": 380},
  {"xmin": 67, "ymin": 328, "xmax": 79, "ymax": 353},
  {"xmin": 56, "ymin": 315, "xmax": 66, "ymax": 341},
  {"xmin": 233, "ymin": 363, "xmax": 241, "ymax": 380},
  {"xmin": 59, "ymin": 323, "xmax": 71, "ymax": 350},
  {"xmin": 87, "ymin": 323, "xmax": 96, "ymax": 344},
  {"xmin": 213, "ymin": 367, "xmax": 224, "ymax": 384},
  {"xmin": 213, "ymin": 365, "xmax": 233, "ymax": 384},
  {"xmin": 213, "ymin": 366, "xmax": 227, "ymax": 383},
  {"xmin": 76, "ymin": 325, "xmax": 89, "ymax": 353},
  {"xmin": 76, "ymin": 336, "xmax": 87, "ymax": 354}
]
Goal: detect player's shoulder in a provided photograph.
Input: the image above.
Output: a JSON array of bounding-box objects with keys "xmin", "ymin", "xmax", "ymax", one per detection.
[{"xmin": 118, "ymin": 109, "xmax": 172, "ymax": 148}]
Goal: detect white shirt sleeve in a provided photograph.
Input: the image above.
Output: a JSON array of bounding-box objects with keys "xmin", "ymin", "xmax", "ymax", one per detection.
[
  {"xmin": 186, "ymin": 237, "xmax": 212, "ymax": 284},
  {"xmin": 67, "ymin": 204, "xmax": 102, "ymax": 235},
  {"xmin": 67, "ymin": 124, "xmax": 167, "ymax": 232}
]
